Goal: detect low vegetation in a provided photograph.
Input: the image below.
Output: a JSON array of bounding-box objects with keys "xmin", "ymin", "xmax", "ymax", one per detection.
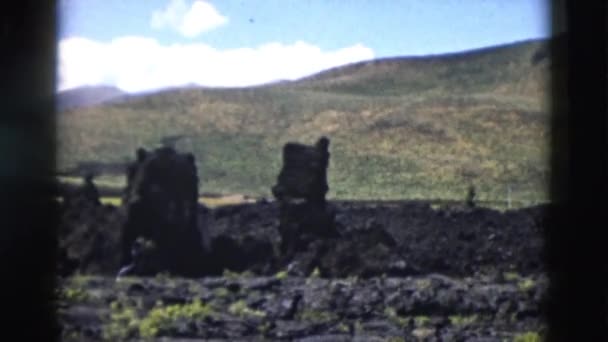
[
  {"xmin": 274, "ymin": 270, "xmax": 288, "ymax": 280},
  {"xmin": 61, "ymin": 287, "xmax": 89, "ymax": 302},
  {"xmin": 228, "ymin": 299, "xmax": 266, "ymax": 318},
  {"xmin": 449, "ymin": 314, "xmax": 478, "ymax": 326},
  {"xmin": 59, "ymin": 274, "xmax": 547, "ymax": 341},
  {"xmin": 104, "ymin": 300, "xmax": 140, "ymax": 340},
  {"xmin": 518, "ymin": 278, "xmax": 536, "ymax": 292},
  {"xmin": 513, "ymin": 331, "xmax": 542, "ymax": 342},
  {"xmin": 383, "ymin": 307, "xmax": 409, "ymax": 327},
  {"xmin": 139, "ymin": 299, "xmax": 214, "ymax": 338},
  {"xmin": 299, "ymin": 309, "xmax": 336, "ymax": 323},
  {"xmin": 103, "ymin": 298, "xmax": 216, "ymax": 339}
]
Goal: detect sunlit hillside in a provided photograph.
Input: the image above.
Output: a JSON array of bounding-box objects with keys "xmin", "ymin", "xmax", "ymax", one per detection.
[{"xmin": 57, "ymin": 36, "xmax": 557, "ymax": 206}]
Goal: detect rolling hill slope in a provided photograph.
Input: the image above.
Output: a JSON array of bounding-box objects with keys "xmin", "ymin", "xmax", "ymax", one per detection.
[
  {"xmin": 285, "ymin": 37, "xmax": 551, "ymax": 98},
  {"xmin": 56, "ymin": 36, "xmax": 556, "ymax": 206}
]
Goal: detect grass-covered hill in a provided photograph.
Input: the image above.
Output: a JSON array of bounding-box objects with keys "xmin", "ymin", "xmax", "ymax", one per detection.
[{"xmin": 57, "ymin": 36, "xmax": 555, "ymax": 207}]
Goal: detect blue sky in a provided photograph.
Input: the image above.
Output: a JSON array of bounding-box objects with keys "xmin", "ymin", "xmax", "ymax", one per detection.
[{"xmin": 58, "ymin": 0, "xmax": 553, "ymax": 93}]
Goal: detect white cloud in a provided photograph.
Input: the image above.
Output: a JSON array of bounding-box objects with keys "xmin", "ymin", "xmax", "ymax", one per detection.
[
  {"xmin": 57, "ymin": 36, "xmax": 375, "ymax": 93},
  {"xmin": 150, "ymin": 0, "xmax": 228, "ymax": 37}
]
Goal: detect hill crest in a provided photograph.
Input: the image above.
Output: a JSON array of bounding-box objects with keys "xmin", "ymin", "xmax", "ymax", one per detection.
[{"xmin": 57, "ymin": 85, "xmax": 127, "ymax": 111}]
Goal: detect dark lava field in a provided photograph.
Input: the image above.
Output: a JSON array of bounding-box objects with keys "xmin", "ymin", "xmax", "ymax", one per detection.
[{"xmin": 57, "ymin": 199, "xmax": 549, "ymax": 341}]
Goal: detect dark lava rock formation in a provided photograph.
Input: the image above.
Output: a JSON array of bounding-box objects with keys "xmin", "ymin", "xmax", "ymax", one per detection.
[
  {"xmin": 58, "ymin": 176, "xmax": 123, "ymax": 276},
  {"xmin": 57, "ymin": 195, "xmax": 547, "ymax": 279},
  {"xmin": 207, "ymin": 200, "xmax": 546, "ymax": 279},
  {"xmin": 57, "ymin": 141, "xmax": 547, "ymax": 280},
  {"xmin": 271, "ymin": 136, "xmax": 340, "ymax": 272},
  {"xmin": 119, "ymin": 146, "xmax": 209, "ymax": 278}
]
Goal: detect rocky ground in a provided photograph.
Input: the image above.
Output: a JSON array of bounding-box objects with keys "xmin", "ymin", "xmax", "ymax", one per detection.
[
  {"xmin": 58, "ymin": 272, "xmax": 547, "ymax": 341},
  {"xmin": 57, "ymin": 199, "xmax": 550, "ymax": 341},
  {"xmin": 204, "ymin": 200, "xmax": 546, "ymax": 278}
]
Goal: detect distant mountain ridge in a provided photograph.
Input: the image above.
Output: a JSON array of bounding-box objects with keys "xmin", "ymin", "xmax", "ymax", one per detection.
[
  {"xmin": 57, "ymin": 85, "xmax": 127, "ymax": 111},
  {"xmin": 56, "ymin": 35, "xmax": 562, "ymax": 110}
]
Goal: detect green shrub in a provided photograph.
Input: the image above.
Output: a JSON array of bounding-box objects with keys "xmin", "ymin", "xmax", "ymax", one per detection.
[
  {"xmin": 274, "ymin": 270, "xmax": 288, "ymax": 280},
  {"xmin": 213, "ymin": 287, "xmax": 230, "ymax": 298},
  {"xmin": 513, "ymin": 331, "xmax": 541, "ymax": 342},
  {"xmin": 518, "ymin": 278, "xmax": 536, "ymax": 291},
  {"xmin": 222, "ymin": 269, "xmax": 254, "ymax": 278},
  {"xmin": 103, "ymin": 301, "xmax": 140, "ymax": 340},
  {"xmin": 383, "ymin": 307, "xmax": 409, "ymax": 327},
  {"xmin": 413, "ymin": 316, "xmax": 431, "ymax": 326},
  {"xmin": 228, "ymin": 300, "xmax": 266, "ymax": 318},
  {"xmin": 503, "ymin": 271, "xmax": 520, "ymax": 281},
  {"xmin": 300, "ymin": 309, "xmax": 336, "ymax": 322},
  {"xmin": 448, "ymin": 314, "xmax": 478, "ymax": 326},
  {"xmin": 415, "ymin": 278, "xmax": 431, "ymax": 290},
  {"xmin": 387, "ymin": 337, "xmax": 406, "ymax": 342},
  {"xmin": 257, "ymin": 321, "xmax": 272, "ymax": 335},
  {"xmin": 139, "ymin": 299, "xmax": 214, "ymax": 338},
  {"xmin": 336, "ymin": 322, "xmax": 350, "ymax": 333}
]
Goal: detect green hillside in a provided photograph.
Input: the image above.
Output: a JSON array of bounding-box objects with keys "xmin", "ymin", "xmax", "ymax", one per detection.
[{"xmin": 57, "ymin": 37, "xmax": 554, "ymax": 207}]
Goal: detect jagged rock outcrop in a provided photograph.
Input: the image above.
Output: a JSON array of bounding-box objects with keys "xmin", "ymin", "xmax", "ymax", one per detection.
[
  {"xmin": 57, "ymin": 196, "xmax": 547, "ymax": 279},
  {"xmin": 56, "ymin": 140, "xmax": 547, "ymax": 280},
  {"xmin": 271, "ymin": 137, "xmax": 339, "ymax": 269},
  {"xmin": 119, "ymin": 146, "xmax": 209, "ymax": 277},
  {"xmin": 204, "ymin": 200, "xmax": 546, "ymax": 278},
  {"xmin": 272, "ymin": 136, "xmax": 330, "ymax": 204},
  {"xmin": 58, "ymin": 177, "xmax": 123, "ymax": 276}
]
